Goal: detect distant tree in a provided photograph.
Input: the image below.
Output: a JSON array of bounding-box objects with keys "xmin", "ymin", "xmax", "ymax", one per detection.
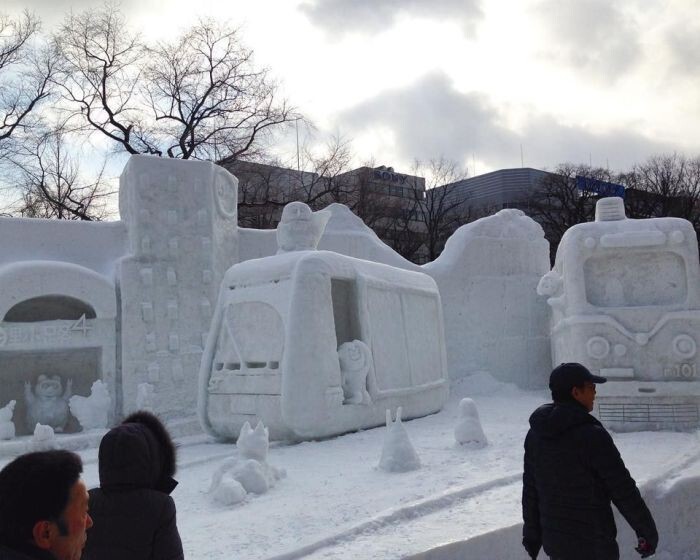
[
  {"xmin": 621, "ymin": 153, "xmax": 700, "ymax": 228},
  {"xmin": 55, "ymin": 4, "xmax": 298, "ymax": 162},
  {"xmin": 414, "ymin": 158, "xmax": 471, "ymax": 261},
  {"xmin": 6, "ymin": 124, "xmax": 115, "ymax": 220},
  {"xmin": 231, "ymin": 135, "xmax": 357, "ymax": 228}
]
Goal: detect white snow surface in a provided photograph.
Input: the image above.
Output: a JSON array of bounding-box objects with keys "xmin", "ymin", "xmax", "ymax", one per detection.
[{"xmin": 6, "ymin": 376, "xmax": 700, "ymax": 559}]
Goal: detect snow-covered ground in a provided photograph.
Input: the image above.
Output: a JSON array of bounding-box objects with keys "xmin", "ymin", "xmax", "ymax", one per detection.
[{"xmin": 10, "ymin": 375, "xmax": 700, "ymax": 559}]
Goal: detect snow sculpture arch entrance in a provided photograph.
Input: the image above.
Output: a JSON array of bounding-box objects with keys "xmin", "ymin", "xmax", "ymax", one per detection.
[{"xmin": 0, "ymin": 261, "xmax": 117, "ymax": 435}]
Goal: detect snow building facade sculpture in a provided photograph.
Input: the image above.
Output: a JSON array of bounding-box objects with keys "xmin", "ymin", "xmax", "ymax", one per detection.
[
  {"xmin": 198, "ymin": 202, "xmax": 449, "ymax": 441},
  {"xmin": 0, "ymin": 155, "xmax": 239, "ymax": 436},
  {"xmin": 540, "ymin": 197, "xmax": 700, "ymax": 431}
]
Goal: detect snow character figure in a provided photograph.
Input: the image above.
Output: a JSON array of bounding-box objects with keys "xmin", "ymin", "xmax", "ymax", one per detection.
[
  {"xmin": 0, "ymin": 400, "xmax": 16, "ymax": 440},
  {"xmin": 338, "ymin": 340, "xmax": 372, "ymax": 405},
  {"xmin": 237, "ymin": 420, "xmax": 269, "ymax": 461},
  {"xmin": 276, "ymin": 201, "xmax": 331, "ymax": 254},
  {"xmin": 24, "ymin": 374, "xmax": 72, "ymax": 432},
  {"xmin": 69, "ymin": 380, "xmax": 111, "ymax": 431},
  {"xmin": 209, "ymin": 420, "xmax": 286, "ymax": 506},
  {"xmin": 454, "ymin": 398, "xmax": 487, "ymax": 447},
  {"xmin": 378, "ymin": 407, "xmax": 421, "ymax": 473}
]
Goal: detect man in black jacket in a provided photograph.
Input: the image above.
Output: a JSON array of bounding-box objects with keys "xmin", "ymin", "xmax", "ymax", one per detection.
[
  {"xmin": 0, "ymin": 450, "xmax": 93, "ymax": 560},
  {"xmin": 522, "ymin": 363, "xmax": 658, "ymax": 560}
]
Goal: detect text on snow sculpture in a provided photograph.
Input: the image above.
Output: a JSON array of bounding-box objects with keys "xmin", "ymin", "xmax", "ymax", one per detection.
[
  {"xmin": 541, "ymin": 197, "xmax": 700, "ymax": 431},
  {"xmin": 198, "ymin": 202, "xmax": 449, "ymax": 441}
]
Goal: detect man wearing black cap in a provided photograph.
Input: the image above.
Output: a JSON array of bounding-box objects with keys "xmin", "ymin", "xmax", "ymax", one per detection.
[{"xmin": 522, "ymin": 363, "xmax": 658, "ymax": 560}]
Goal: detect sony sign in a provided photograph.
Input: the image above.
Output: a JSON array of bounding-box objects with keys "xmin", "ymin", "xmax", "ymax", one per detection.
[{"xmin": 373, "ymin": 168, "xmax": 407, "ymax": 184}]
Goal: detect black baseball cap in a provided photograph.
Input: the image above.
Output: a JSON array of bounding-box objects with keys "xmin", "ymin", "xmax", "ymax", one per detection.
[{"xmin": 549, "ymin": 362, "xmax": 607, "ymax": 393}]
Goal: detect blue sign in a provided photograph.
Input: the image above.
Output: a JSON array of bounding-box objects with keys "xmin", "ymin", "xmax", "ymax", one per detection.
[{"xmin": 576, "ymin": 176, "xmax": 625, "ymax": 198}]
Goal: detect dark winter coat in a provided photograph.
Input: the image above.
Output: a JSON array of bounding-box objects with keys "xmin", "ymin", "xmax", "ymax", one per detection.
[
  {"xmin": 522, "ymin": 401, "xmax": 657, "ymax": 560},
  {"xmin": 0, "ymin": 544, "xmax": 55, "ymax": 560},
  {"xmin": 83, "ymin": 412, "xmax": 184, "ymax": 560}
]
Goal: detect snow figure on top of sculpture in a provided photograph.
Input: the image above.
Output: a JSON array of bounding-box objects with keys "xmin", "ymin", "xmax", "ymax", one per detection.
[
  {"xmin": 541, "ymin": 196, "xmax": 700, "ymax": 432},
  {"xmin": 198, "ymin": 201, "xmax": 449, "ymax": 442}
]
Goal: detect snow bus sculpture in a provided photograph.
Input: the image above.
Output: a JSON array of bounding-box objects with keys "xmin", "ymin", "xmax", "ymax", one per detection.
[
  {"xmin": 198, "ymin": 202, "xmax": 449, "ymax": 441},
  {"xmin": 538, "ymin": 196, "xmax": 700, "ymax": 431}
]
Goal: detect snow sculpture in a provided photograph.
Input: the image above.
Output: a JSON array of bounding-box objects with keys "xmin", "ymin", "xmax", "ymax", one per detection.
[
  {"xmin": 0, "ymin": 400, "xmax": 16, "ymax": 440},
  {"xmin": 378, "ymin": 407, "xmax": 421, "ymax": 473},
  {"xmin": 136, "ymin": 383, "xmax": 156, "ymax": 412},
  {"xmin": 454, "ymin": 398, "xmax": 487, "ymax": 447},
  {"xmin": 338, "ymin": 340, "xmax": 372, "ymax": 405},
  {"xmin": 237, "ymin": 421, "xmax": 269, "ymax": 462},
  {"xmin": 69, "ymin": 380, "xmax": 111, "ymax": 431},
  {"xmin": 31, "ymin": 423, "xmax": 57, "ymax": 451},
  {"xmin": 424, "ymin": 209, "xmax": 551, "ymax": 388},
  {"xmin": 209, "ymin": 420, "xmax": 285, "ymax": 506},
  {"xmin": 24, "ymin": 375, "xmax": 72, "ymax": 433},
  {"xmin": 544, "ymin": 197, "xmax": 700, "ymax": 431},
  {"xmin": 199, "ymin": 201, "xmax": 449, "ymax": 441},
  {"xmin": 276, "ymin": 202, "xmax": 330, "ymax": 254}
]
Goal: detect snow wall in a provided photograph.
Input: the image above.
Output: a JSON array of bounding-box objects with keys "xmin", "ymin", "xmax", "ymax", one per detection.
[
  {"xmin": 406, "ymin": 475, "xmax": 700, "ymax": 560},
  {"xmin": 423, "ymin": 209, "xmax": 551, "ymax": 388}
]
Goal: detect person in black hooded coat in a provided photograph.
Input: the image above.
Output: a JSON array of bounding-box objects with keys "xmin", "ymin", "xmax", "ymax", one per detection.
[
  {"xmin": 522, "ymin": 363, "xmax": 657, "ymax": 560},
  {"xmin": 82, "ymin": 411, "xmax": 184, "ymax": 560}
]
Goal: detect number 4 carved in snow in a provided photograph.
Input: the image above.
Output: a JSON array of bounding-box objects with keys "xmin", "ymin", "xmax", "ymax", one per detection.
[{"xmin": 70, "ymin": 314, "xmax": 91, "ymax": 337}]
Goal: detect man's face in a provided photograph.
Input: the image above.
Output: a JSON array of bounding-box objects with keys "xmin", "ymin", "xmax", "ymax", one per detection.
[
  {"xmin": 572, "ymin": 381, "xmax": 597, "ymax": 412},
  {"xmin": 48, "ymin": 480, "xmax": 93, "ymax": 560}
]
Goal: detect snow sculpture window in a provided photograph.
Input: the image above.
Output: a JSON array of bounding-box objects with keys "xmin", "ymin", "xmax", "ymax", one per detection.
[{"xmin": 584, "ymin": 252, "xmax": 687, "ymax": 307}]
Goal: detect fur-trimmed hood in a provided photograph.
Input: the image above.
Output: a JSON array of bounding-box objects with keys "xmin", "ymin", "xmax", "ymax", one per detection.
[{"xmin": 98, "ymin": 411, "xmax": 178, "ymax": 494}]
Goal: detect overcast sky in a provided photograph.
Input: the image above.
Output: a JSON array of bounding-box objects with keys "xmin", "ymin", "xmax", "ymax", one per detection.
[{"xmin": 9, "ymin": 0, "xmax": 700, "ymax": 176}]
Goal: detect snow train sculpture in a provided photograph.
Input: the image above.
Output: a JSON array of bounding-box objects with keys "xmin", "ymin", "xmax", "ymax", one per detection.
[
  {"xmin": 539, "ymin": 197, "xmax": 700, "ymax": 431},
  {"xmin": 198, "ymin": 203, "xmax": 449, "ymax": 441}
]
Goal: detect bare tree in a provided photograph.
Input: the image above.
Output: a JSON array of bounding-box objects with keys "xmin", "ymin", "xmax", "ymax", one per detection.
[
  {"xmin": 621, "ymin": 153, "xmax": 700, "ymax": 226},
  {"xmin": 55, "ymin": 4, "xmax": 298, "ymax": 162},
  {"xmin": 527, "ymin": 163, "xmax": 617, "ymax": 260},
  {"xmin": 7, "ymin": 125, "xmax": 116, "ymax": 220},
  {"xmin": 414, "ymin": 158, "xmax": 471, "ymax": 261},
  {"xmin": 231, "ymin": 135, "xmax": 358, "ymax": 227},
  {"xmin": 0, "ymin": 11, "xmax": 57, "ymax": 148}
]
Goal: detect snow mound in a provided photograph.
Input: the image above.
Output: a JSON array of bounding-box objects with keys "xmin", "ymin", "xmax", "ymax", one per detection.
[{"xmin": 454, "ymin": 398, "xmax": 487, "ymax": 448}]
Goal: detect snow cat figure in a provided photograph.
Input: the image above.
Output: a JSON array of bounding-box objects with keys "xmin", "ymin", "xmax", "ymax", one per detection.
[
  {"xmin": 539, "ymin": 196, "xmax": 700, "ymax": 431},
  {"xmin": 198, "ymin": 202, "xmax": 449, "ymax": 441}
]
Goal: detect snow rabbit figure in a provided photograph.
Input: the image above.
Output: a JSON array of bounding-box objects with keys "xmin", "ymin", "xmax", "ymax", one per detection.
[{"xmin": 338, "ymin": 340, "xmax": 372, "ymax": 405}]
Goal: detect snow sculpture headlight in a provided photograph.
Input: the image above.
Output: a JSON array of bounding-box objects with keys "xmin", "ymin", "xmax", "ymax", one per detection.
[
  {"xmin": 673, "ymin": 334, "xmax": 697, "ymax": 359},
  {"xmin": 587, "ymin": 336, "xmax": 610, "ymax": 359}
]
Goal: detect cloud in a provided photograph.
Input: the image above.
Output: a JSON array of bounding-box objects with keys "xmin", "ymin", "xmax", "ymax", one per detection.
[
  {"xmin": 664, "ymin": 21, "xmax": 700, "ymax": 76},
  {"xmin": 532, "ymin": 0, "xmax": 641, "ymax": 80},
  {"xmin": 299, "ymin": 0, "xmax": 482, "ymax": 37},
  {"xmin": 337, "ymin": 72, "xmax": 679, "ymax": 172}
]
